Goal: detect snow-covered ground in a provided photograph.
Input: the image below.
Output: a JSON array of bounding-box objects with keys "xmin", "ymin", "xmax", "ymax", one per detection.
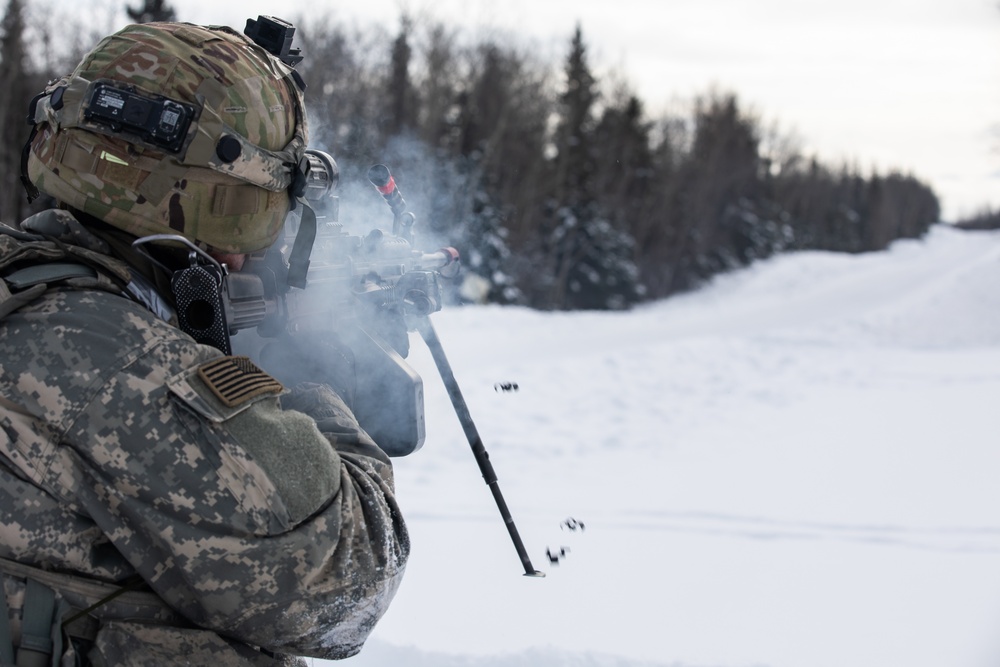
[{"xmin": 323, "ymin": 225, "xmax": 1000, "ymax": 667}]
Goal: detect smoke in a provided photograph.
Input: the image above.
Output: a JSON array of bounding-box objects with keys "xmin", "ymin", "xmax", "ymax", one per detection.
[
  {"xmin": 231, "ymin": 125, "xmax": 472, "ymax": 457},
  {"xmin": 314, "ymin": 130, "xmax": 468, "ymax": 258}
]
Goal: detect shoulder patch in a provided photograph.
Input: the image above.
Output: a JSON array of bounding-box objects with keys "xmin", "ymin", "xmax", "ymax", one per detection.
[{"xmin": 196, "ymin": 356, "xmax": 284, "ymax": 408}]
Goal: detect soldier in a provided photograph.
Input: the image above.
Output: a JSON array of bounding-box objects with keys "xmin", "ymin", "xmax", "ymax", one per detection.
[{"xmin": 0, "ymin": 19, "xmax": 409, "ymax": 666}]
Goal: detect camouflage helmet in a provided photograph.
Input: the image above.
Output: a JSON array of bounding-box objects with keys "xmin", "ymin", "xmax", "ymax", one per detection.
[{"xmin": 24, "ymin": 21, "xmax": 308, "ymax": 254}]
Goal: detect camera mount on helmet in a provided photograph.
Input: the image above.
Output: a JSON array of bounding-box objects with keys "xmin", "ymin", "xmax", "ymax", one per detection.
[
  {"xmin": 84, "ymin": 81, "xmax": 197, "ymax": 155},
  {"xmin": 244, "ymin": 16, "xmax": 303, "ymax": 67}
]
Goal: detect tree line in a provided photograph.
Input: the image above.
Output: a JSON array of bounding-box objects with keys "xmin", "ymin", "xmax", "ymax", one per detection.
[
  {"xmin": 0, "ymin": 0, "xmax": 946, "ymax": 310},
  {"xmin": 954, "ymin": 207, "xmax": 1000, "ymax": 230}
]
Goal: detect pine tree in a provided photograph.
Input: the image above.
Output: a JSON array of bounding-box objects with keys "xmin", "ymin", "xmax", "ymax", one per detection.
[
  {"xmin": 126, "ymin": 0, "xmax": 176, "ymax": 23},
  {"xmin": 452, "ymin": 174, "xmax": 523, "ymax": 304},
  {"xmin": 416, "ymin": 22, "xmax": 457, "ymax": 150},
  {"xmin": 628, "ymin": 115, "xmax": 687, "ymax": 298},
  {"xmin": 670, "ymin": 92, "xmax": 788, "ymax": 285},
  {"xmin": 542, "ymin": 25, "xmax": 642, "ymax": 310},
  {"xmin": 441, "ymin": 41, "xmax": 548, "ymax": 305},
  {"xmin": 592, "ymin": 93, "xmax": 655, "ymax": 247},
  {"xmin": 553, "ymin": 25, "xmax": 598, "ymax": 196},
  {"xmin": 0, "ymin": 0, "xmax": 32, "ymax": 223},
  {"xmin": 385, "ymin": 15, "xmax": 416, "ymax": 137},
  {"xmin": 295, "ymin": 19, "xmax": 384, "ymax": 169}
]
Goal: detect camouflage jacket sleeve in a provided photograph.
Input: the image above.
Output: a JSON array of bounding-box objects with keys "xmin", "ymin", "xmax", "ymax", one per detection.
[{"xmin": 0, "ymin": 288, "xmax": 409, "ymax": 659}]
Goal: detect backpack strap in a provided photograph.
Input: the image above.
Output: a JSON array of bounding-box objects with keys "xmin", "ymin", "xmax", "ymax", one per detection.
[
  {"xmin": 0, "ymin": 219, "xmax": 112, "ymax": 322},
  {"xmin": 0, "ymin": 577, "xmax": 15, "ymax": 667},
  {"xmin": 0, "ymin": 281, "xmax": 46, "ymax": 322},
  {"xmin": 3, "ymin": 263, "xmax": 97, "ymax": 290},
  {"xmin": 15, "ymin": 580, "xmax": 55, "ymax": 667},
  {"xmin": 0, "ymin": 263, "xmax": 98, "ymax": 322}
]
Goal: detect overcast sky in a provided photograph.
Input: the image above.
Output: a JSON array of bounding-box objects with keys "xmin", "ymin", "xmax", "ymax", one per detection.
[{"xmin": 47, "ymin": 0, "xmax": 1000, "ymax": 220}]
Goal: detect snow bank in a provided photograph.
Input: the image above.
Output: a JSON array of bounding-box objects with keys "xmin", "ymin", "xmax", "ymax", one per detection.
[{"xmin": 321, "ymin": 225, "xmax": 1000, "ymax": 667}]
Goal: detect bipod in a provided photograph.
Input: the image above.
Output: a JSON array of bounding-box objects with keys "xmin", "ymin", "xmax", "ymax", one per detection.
[{"xmin": 415, "ymin": 317, "xmax": 544, "ymax": 577}]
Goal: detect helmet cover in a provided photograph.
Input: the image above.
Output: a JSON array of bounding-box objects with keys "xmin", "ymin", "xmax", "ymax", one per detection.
[{"xmin": 25, "ymin": 21, "xmax": 309, "ymax": 253}]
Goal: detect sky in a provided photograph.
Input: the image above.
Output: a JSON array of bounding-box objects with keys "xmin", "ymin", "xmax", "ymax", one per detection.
[
  {"xmin": 281, "ymin": 221, "xmax": 1000, "ymax": 667},
  {"xmin": 42, "ymin": 0, "xmax": 999, "ymax": 219}
]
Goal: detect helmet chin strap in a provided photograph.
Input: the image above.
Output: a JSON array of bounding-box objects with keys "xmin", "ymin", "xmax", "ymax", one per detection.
[
  {"xmin": 284, "ymin": 148, "xmax": 339, "ymax": 290},
  {"xmin": 286, "ymin": 198, "xmax": 317, "ymax": 290},
  {"xmin": 19, "ymin": 91, "xmax": 45, "ymax": 203}
]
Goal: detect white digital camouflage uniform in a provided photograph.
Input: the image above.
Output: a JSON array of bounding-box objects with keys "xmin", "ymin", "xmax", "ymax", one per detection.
[{"xmin": 0, "ymin": 18, "xmax": 410, "ymax": 667}]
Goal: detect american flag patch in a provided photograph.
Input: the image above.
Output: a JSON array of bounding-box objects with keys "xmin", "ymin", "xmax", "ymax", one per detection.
[{"xmin": 196, "ymin": 356, "xmax": 284, "ymax": 408}]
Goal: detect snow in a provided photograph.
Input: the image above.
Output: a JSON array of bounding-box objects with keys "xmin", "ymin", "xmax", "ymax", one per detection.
[{"xmin": 320, "ymin": 225, "xmax": 1000, "ymax": 667}]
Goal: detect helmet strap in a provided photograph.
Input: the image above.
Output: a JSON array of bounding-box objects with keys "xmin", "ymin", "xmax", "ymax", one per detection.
[
  {"xmin": 286, "ymin": 197, "xmax": 316, "ymax": 289},
  {"xmin": 20, "ymin": 125, "xmax": 41, "ymax": 203}
]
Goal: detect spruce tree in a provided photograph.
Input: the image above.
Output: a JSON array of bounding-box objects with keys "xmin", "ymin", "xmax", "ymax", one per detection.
[
  {"xmin": 543, "ymin": 25, "xmax": 641, "ymax": 310},
  {"xmin": 385, "ymin": 15, "xmax": 415, "ymax": 137},
  {"xmin": 0, "ymin": 0, "xmax": 32, "ymax": 223},
  {"xmin": 126, "ymin": 0, "xmax": 176, "ymax": 23}
]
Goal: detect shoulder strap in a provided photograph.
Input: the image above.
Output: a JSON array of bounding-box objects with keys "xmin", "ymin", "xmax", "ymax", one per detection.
[
  {"xmin": 15, "ymin": 579, "xmax": 55, "ymax": 667},
  {"xmin": 0, "ymin": 282, "xmax": 46, "ymax": 321},
  {"xmin": 0, "ymin": 264, "xmax": 98, "ymax": 323},
  {"xmin": 4, "ymin": 263, "xmax": 97, "ymax": 291},
  {"xmin": 0, "ymin": 221, "xmax": 118, "ymax": 321},
  {"xmin": 0, "ymin": 577, "xmax": 15, "ymax": 666}
]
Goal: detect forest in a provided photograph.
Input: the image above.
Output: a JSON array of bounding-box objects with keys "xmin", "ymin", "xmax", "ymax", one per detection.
[{"xmin": 0, "ymin": 0, "xmax": 946, "ymax": 310}]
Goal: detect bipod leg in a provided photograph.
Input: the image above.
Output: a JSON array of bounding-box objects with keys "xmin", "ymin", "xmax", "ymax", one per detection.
[{"xmin": 415, "ymin": 317, "xmax": 544, "ymax": 577}]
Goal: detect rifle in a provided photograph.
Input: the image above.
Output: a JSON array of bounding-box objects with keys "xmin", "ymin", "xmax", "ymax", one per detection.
[
  {"xmin": 224, "ymin": 152, "xmax": 457, "ymax": 459},
  {"xmin": 222, "ymin": 152, "xmax": 542, "ymax": 576}
]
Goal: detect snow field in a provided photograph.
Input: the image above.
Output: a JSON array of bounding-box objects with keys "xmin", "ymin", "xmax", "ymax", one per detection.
[{"xmin": 326, "ymin": 225, "xmax": 1000, "ymax": 667}]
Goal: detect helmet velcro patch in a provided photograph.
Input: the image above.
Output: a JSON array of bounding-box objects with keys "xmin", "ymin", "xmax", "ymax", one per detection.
[{"xmin": 196, "ymin": 355, "xmax": 283, "ymax": 407}]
